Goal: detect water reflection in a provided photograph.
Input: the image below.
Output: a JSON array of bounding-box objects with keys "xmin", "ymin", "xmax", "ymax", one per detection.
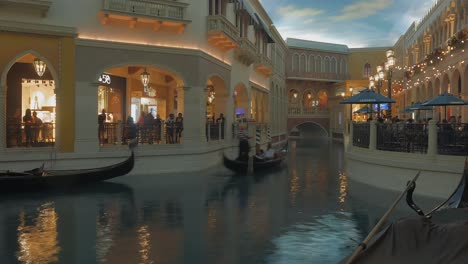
[
  {"xmin": 17, "ymin": 202, "xmax": 60, "ymax": 264},
  {"xmin": 0, "ymin": 142, "xmax": 390, "ymax": 264}
]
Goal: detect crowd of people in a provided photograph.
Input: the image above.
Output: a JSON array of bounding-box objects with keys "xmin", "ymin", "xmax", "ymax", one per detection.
[
  {"xmin": 23, "ymin": 108, "xmax": 43, "ymax": 147},
  {"xmin": 98, "ymin": 109, "xmax": 184, "ymax": 145}
]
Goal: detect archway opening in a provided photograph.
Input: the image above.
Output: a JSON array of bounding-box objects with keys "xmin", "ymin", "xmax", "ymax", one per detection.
[
  {"xmin": 5, "ymin": 53, "xmax": 56, "ymax": 148},
  {"xmin": 206, "ymin": 75, "xmax": 227, "ymax": 141},
  {"xmin": 97, "ymin": 65, "xmax": 184, "ymax": 145},
  {"xmin": 233, "ymin": 83, "xmax": 248, "ymax": 121},
  {"xmin": 290, "ymin": 122, "xmax": 328, "ymax": 147}
]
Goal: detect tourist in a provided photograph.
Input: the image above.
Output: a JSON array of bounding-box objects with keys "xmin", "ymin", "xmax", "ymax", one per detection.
[
  {"xmin": 165, "ymin": 113, "xmax": 175, "ymax": 144},
  {"xmin": 98, "ymin": 109, "xmax": 106, "ymax": 145},
  {"xmin": 264, "ymin": 143, "xmax": 276, "ymax": 159},
  {"xmin": 23, "ymin": 109, "xmax": 33, "ymax": 147},
  {"xmin": 175, "ymin": 113, "xmax": 183, "ymax": 143},
  {"xmin": 32, "ymin": 111, "xmax": 43, "ymax": 144},
  {"xmin": 237, "ymin": 136, "xmax": 250, "ymax": 161}
]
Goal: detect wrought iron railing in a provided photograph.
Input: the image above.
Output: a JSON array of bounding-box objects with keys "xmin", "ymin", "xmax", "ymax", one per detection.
[
  {"xmin": 206, "ymin": 121, "xmax": 225, "ymax": 141},
  {"xmin": 352, "ymin": 123, "xmax": 370, "ymax": 148},
  {"xmin": 7, "ymin": 122, "xmax": 55, "ymax": 148},
  {"xmin": 376, "ymin": 123, "xmax": 428, "ymax": 153},
  {"xmin": 353, "ymin": 121, "xmax": 468, "ymax": 156}
]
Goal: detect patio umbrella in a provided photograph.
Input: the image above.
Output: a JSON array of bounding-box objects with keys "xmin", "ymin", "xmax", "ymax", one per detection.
[
  {"xmin": 353, "ymin": 106, "xmax": 376, "ymax": 114},
  {"xmin": 422, "ymin": 92, "xmax": 467, "ymax": 120},
  {"xmin": 408, "ymin": 101, "xmax": 433, "ymax": 120},
  {"xmin": 340, "ymin": 89, "xmax": 396, "ymax": 104}
]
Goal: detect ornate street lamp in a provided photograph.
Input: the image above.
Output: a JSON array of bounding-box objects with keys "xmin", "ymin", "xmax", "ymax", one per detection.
[
  {"xmin": 385, "ymin": 49, "xmax": 395, "ymax": 118},
  {"xmin": 33, "ymin": 58, "xmax": 47, "ymax": 77}
]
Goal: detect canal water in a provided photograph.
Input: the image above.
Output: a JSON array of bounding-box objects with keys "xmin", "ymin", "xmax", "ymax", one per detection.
[{"xmin": 0, "ymin": 141, "xmax": 414, "ymax": 264}]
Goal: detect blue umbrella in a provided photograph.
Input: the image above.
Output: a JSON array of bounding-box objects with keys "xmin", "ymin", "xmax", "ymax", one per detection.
[
  {"xmin": 422, "ymin": 92, "xmax": 467, "ymax": 119},
  {"xmin": 408, "ymin": 101, "xmax": 433, "ymax": 111},
  {"xmin": 340, "ymin": 89, "xmax": 396, "ymax": 104}
]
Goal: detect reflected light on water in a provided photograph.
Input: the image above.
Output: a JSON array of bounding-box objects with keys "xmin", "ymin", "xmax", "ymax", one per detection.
[
  {"xmin": 289, "ymin": 169, "xmax": 300, "ymax": 206},
  {"xmin": 138, "ymin": 225, "xmax": 154, "ymax": 264},
  {"xmin": 96, "ymin": 205, "xmax": 118, "ymax": 263},
  {"xmin": 338, "ymin": 171, "xmax": 348, "ymax": 204},
  {"xmin": 16, "ymin": 202, "xmax": 60, "ymax": 264}
]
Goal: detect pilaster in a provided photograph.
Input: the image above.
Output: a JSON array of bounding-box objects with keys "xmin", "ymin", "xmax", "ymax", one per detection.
[
  {"xmin": 427, "ymin": 120, "xmax": 437, "ymax": 157},
  {"xmin": 0, "ymin": 85, "xmax": 6, "ymax": 150},
  {"xmin": 369, "ymin": 120, "xmax": 377, "ymax": 151},
  {"xmin": 74, "ymin": 81, "xmax": 100, "ymax": 153},
  {"xmin": 183, "ymin": 86, "xmax": 206, "ymax": 146}
]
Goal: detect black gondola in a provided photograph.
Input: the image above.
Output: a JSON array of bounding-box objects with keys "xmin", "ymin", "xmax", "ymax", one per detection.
[
  {"xmin": 342, "ymin": 161, "xmax": 468, "ymax": 264},
  {"xmin": 223, "ymin": 155, "xmax": 283, "ymax": 174},
  {"xmin": 0, "ymin": 151, "xmax": 134, "ymax": 191}
]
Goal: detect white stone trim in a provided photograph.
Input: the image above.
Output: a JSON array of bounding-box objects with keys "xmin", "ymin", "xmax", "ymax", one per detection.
[
  {"xmin": 0, "ymin": 19, "xmax": 77, "ymax": 37},
  {"xmin": 76, "ymin": 38, "xmax": 231, "ymax": 72}
]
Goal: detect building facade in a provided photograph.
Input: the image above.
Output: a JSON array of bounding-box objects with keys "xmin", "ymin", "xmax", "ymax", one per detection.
[{"xmin": 0, "ymin": 0, "xmax": 288, "ymax": 172}]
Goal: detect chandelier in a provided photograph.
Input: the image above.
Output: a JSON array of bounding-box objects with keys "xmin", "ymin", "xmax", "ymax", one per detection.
[
  {"xmin": 140, "ymin": 68, "xmax": 150, "ymax": 88},
  {"xmin": 33, "ymin": 58, "xmax": 47, "ymax": 77},
  {"xmin": 207, "ymin": 86, "xmax": 215, "ymax": 103}
]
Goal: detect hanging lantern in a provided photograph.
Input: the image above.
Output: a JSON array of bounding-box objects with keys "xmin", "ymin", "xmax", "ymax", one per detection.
[
  {"xmin": 307, "ymin": 92, "xmax": 312, "ymax": 99},
  {"xmin": 33, "ymin": 58, "xmax": 47, "ymax": 77},
  {"xmin": 293, "ymin": 91, "xmax": 298, "ymax": 98},
  {"xmin": 140, "ymin": 68, "xmax": 150, "ymax": 88}
]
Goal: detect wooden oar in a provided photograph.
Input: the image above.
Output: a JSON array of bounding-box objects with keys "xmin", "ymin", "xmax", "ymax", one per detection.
[{"xmin": 345, "ymin": 171, "xmax": 421, "ymax": 264}]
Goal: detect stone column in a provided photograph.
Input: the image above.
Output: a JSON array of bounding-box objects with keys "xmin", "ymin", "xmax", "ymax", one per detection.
[
  {"xmin": 177, "ymin": 86, "xmax": 185, "ymax": 115},
  {"xmin": 369, "ymin": 120, "xmax": 377, "ymax": 151},
  {"xmin": 183, "ymin": 86, "xmax": 205, "ymax": 146},
  {"xmin": 427, "ymin": 119, "xmax": 438, "ymax": 157},
  {"xmin": 74, "ymin": 81, "xmax": 100, "ymax": 153},
  {"xmin": 0, "ymin": 85, "xmax": 6, "ymax": 150},
  {"xmin": 54, "ymin": 85, "xmax": 62, "ymax": 152}
]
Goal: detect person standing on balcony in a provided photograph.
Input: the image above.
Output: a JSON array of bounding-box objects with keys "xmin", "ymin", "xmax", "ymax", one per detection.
[
  {"xmin": 23, "ymin": 109, "xmax": 33, "ymax": 147},
  {"xmin": 175, "ymin": 113, "xmax": 184, "ymax": 143},
  {"xmin": 216, "ymin": 113, "xmax": 225, "ymax": 139},
  {"xmin": 32, "ymin": 111, "xmax": 43, "ymax": 144},
  {"xmin": 165, "ymin": 113, "xmax": 175, "ymax": 144}
]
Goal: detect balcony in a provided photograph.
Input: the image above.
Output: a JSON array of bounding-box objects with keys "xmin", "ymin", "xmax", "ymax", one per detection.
[
  {"xmin": 287, "ymin": 72, "xmax": 348, "ymax": 82},
  {"xmin": 207, "ymin": 15, "xmax": 239, "ymax": 52},
  {"xmin": 0, "ymin": 0, "xmax": 52, "ymax": 17},
  {"xmin": 234, "ymin": 38, "xmax": 257, "ymax": 66},
  {"xmin": 254, "ymin": 54, "xmax": 273, "ymax": 77},
  {"xmin": 100, "ymin": 0, "xmax": 190, "ymax": 33}
]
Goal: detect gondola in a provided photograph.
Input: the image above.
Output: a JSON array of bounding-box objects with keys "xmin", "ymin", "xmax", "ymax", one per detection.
[
  {"xmin": 342, "ymin": 161, "xmax": 468, "ymax": 264},
  {"xmin": 223, "ymin": 155, "xmax": 283, "ymax": 174},
  {"xmin": 0, "ymin": 151, "xmax": 134, "ymax": 191}
]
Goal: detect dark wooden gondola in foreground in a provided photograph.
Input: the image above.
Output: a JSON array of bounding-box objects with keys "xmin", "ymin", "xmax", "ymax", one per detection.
[
  {"xmin": 223, "ymin": 155, "xmax": 283, "ymax": 174},
  {"xmin": 342, "ymin": 160, "xmax": 468, "ymax": 264},
  {"xmin": 0, "ymin": 151, "xmax": 134, "ymax": 192}
]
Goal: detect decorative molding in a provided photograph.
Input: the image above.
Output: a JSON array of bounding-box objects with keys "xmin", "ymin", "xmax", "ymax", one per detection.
[
  {"xmin": 0, "ymin": 19, "xmax": 77, "ymax": 37},
  {"xmin": 75, "ymin": 38, "xmax": 231, "ymax": 71},
  {"xmin": 0, "ymin": 0, "xmax": 52, "ymax": 17}
]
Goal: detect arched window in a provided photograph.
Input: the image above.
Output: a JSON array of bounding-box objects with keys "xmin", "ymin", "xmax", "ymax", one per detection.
[
  {"xmin": 292, "ymin": 53, "xmax": 299, "ymax": 72},
  {"xmin": 324, "ymin": 57, "xmax": 331, "ymax": 73},
  {"xmin": 331, "ymin": 57, "xmax": 337, "ymax": 73},
  {"xmin": 316, "ymin": 56, "xmax": 322, "ymax": 73},
  {"xmin": 299, "ymin": 54, "xmax": 306, "ymax": 72},
  {"xmin": 317, "ymin": 90, "xmax": 328, "ymax": 109},
  {"xmin": 308, "ymin": 55, "xmax": 315, "ymax": 72},
  {"xmin": 363, "ymin": 62, "xmax": 371, "ymax": 78}
]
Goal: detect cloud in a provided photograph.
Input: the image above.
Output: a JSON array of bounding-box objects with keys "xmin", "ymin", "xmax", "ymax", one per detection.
[
  {"xmin": 277, "ymin": 5, "xmax": 324, "ymax": 18},
  {"xmin": 333, "ymin": 0, "xmax": 393, "ymax": 21}
]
